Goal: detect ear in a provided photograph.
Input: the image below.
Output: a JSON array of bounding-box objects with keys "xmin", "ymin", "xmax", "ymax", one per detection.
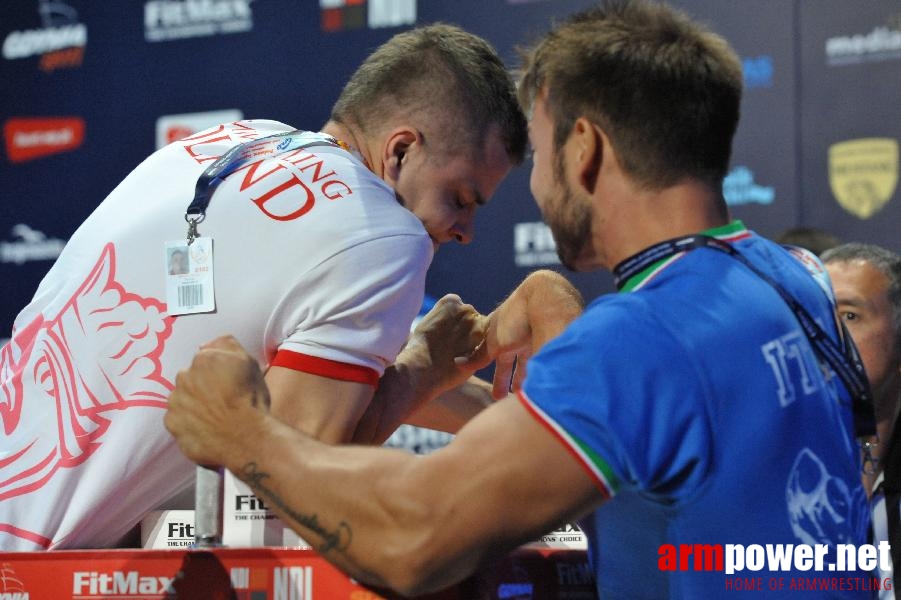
[
  {"xmin": 569, "ymin": 117, "xmax": 604, "ymax": 194},
  {"xmin": 381, "ymin": 127, "xmax": 420, "ymax": 184}
]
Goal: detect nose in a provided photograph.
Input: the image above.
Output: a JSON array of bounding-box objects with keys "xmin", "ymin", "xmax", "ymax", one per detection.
[{"xmin": 452, "ymin": 212, "xmax": 475, "ymax": 245}]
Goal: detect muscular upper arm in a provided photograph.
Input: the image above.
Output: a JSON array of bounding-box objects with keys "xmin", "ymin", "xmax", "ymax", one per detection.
[
  {"xmin": 397, "ymin": 395, "xmax": 605, "ymax": 584},
  {"xmin": 216, "ymin": 364, "xmax": 602, "ymax": 593},
  {"xmin": 265, "ymin": 365, "xmax": 376, "ymax": 444}
]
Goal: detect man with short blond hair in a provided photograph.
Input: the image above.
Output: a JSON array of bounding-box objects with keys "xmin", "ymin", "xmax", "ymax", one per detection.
[{"xmin": 0, "ymin": 23, "xmax": 526, "ymax": 551}]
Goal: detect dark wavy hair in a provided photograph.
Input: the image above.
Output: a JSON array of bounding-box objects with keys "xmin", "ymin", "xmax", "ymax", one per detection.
[{"xmin": 517, "ymin": 0, "xmax": 743, "ymax": 190}]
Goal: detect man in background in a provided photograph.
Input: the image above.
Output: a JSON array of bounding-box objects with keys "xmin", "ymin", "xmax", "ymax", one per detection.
[
  {"xmin": 823, "ymin": 243, "xmax": 901, "ymax": 598},
  {"xmin": 775, "ymin": 225, "xmax": 842, "ymax": 256}
]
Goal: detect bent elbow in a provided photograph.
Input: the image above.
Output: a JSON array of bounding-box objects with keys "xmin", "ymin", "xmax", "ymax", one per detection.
[
  {"xmin": 380, "ymin": 551, "xmax": 451, "ymax": 598},
  {"xmin": 364, "ymin": 529, "xmax": 462, "ymax": 597}
]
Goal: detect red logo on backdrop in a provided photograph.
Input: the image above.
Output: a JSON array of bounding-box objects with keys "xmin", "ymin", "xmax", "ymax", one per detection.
[
  {"xmin": 166, "ymin": 125, "xmax": 195, "ymax": 144},
  {"xmin": 3, "ymin": 117, "xmax": 85, "ymax": 163},
  {"xmin": 321, "ymin": 0, "xmax": 366, "ymax": 32}
]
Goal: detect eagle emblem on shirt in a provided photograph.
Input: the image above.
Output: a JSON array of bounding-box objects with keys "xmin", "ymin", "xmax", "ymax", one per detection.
[{"xmin": 0, "ymin": 243, "xmax": 174, "ymax": 501}]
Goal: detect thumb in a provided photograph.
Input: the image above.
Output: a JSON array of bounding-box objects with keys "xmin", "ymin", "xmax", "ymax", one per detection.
[
  {"xmin": 454, "ymin": 336, "xmax": 491, "ymax": 371},
  {"xmin": 453, "ymin": 312, "xmax": 495, "ymax": 370}
]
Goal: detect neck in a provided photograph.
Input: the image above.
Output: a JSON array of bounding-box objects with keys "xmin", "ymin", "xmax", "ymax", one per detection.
[
  {"xmin": 320, "ymin": 120, "xmax": 376, "ymax": 174},
  {"xmin": 859, "ymin": 354, "xmax": 901, "ymax": 496},
  {"xmin": 876, "ymin": 368, "xmax": 901, "ymax": 445},
  {"xmin": 597, "ymin": 177, "xmax": 730, "ymax": 270}
]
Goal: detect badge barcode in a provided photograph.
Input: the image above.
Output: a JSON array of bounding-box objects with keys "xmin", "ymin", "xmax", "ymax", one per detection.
[{"xmin": 178, "ymin": 283, "xmax": 203, "ymax": 308}]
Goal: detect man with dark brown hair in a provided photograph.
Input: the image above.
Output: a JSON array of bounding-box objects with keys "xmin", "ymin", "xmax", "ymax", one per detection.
[{"xmin": 166, "ymin": 3, "xmax": 871, "ymax": 597}]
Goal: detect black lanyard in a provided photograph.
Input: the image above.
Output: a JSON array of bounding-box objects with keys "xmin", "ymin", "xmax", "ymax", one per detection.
[
  {"xmin": 183, "ymin": 130, "xmax": 341, "ymax": 243},
  {"xmin": 613, "ymin": 234, "xmax": 875, "ymax": 439}
]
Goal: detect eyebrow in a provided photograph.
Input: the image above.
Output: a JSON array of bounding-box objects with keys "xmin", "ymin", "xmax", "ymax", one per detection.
[{"xmin": 835, "ymin": 296, "xmax": 868, "ymax": 309}]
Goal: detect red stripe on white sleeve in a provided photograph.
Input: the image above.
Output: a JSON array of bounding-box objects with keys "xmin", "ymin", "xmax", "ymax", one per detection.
[{"xmin": 270, "ymin": 350, "xmax": 380, "ymax": 387}]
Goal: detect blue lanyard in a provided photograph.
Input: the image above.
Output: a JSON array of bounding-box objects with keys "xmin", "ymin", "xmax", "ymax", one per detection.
[
  {"xmin": 613, "ymin": 234, "xmax": 875, "ymax": 439},
  {"xmin": 612, "ymin": 235, "xmax": 713, "ymax": 289},
  {"xmin": 183, "ymin": 130, "xmax": 341, "ymax": 243}
]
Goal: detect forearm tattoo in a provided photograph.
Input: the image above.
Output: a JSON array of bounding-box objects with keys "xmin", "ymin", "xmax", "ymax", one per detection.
[{"xmin": 240, "ymin": 462, "xmax": 352, "ymax": 555}]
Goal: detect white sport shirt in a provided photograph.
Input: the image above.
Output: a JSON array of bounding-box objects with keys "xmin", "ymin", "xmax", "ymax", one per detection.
[{"xmin": 0, "ymin": 120, "xmax": 432, "ymax": 550}]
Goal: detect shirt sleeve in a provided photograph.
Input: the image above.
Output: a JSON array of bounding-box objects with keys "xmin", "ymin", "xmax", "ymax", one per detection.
[
  {"xmin": 265, "ymin": 232, "xmax": 432, "ymax": 378},
  {"xmin": 519, "ymin": 295, "xmax": 715, "ymax": 504}
]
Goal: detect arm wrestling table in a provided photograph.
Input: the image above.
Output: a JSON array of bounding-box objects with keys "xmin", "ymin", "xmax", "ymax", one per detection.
[{"xmin": 0, "ymin": 545, "xmax": 596, "ymax": 599}]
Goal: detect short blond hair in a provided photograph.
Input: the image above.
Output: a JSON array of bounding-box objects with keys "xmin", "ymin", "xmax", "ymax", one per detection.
[{"xmin": 332, "ymin": 23, "xmax": 527, "ymax": 163}]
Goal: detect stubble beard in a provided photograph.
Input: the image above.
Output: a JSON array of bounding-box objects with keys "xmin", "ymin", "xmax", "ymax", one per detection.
[{"xmin": 546, "ymin": 157, "xmax": 592, "ymax": 271}]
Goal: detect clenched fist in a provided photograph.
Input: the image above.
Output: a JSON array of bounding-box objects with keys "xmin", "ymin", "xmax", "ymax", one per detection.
[
  {"xmin": 165, "ymin": 335, "xmax": 270, "ymax": 469},
  {"xmin": 398, "ymin": 294, "xmax": 489, "ymax": 399}
]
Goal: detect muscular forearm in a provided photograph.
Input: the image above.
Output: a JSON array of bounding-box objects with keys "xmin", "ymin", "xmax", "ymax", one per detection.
[
  {"xmin": 354, "ymin": 274, "xmax": 582, "ymax": 444},
  {"xmin": 226, "ymin": 411, "xmax": 489, "ymax": 595},
  {"xmin": 403, "ymin": 376, "xmax": 495, "ymax": 432},
  {"xmin": 352, "ymin": 368, "xmax": 493, "ymax": 445},
  {"xmin": 353, "ymin": 295, "xmax": 491, "ymax": 444},
  {"xmin": 165, "ymin": 337, "xmax": 601, "ymax": 596},
  {"xmin": 351, "ymin": 359, "xmax": 426, "ymax": 444}
]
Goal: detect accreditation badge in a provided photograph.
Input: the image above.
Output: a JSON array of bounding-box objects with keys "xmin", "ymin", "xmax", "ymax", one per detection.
[{"xmin": 164, "ymin": 238, "xmax": 215, "ymax": 315}]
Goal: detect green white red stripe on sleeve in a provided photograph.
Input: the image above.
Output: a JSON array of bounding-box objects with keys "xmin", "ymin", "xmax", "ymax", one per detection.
[{"xmin": 516, "ymin": 389, "xmax": 618, "ymax": 499}]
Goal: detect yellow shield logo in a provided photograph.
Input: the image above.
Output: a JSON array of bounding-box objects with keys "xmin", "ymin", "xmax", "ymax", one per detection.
[{"xmin": 828, "ymin": 138, "xmax": 899, "ymax": 219}]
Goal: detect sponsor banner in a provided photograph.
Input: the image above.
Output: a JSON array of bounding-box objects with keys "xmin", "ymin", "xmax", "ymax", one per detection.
[
  {"xmin": 723, "ymin": 166, "xmax": 775, "ymax": 206},
  {"xmin": 513, "ymin": 221, "xmax": 559, "ymax": 268},
  {"xmin": 526, "ymin": 523, "xmax": 587, "ymax": 551},
  {"xmin": 2, "ymin": 0, "xmax": 87, "ymax": 72},
  {"xmin": 320, "ymin": 0, "xmax": 415, "ymax": 33},
  {"xmin": 0, "ymin": 548, "xmax": 373, "ymax": 598},
  {"xmin": 484, "ymin": 548, "xmax": 596, "ymax": 599},
  {"xmin": 383, "ymin": 424, "xmax": 453, "ymax": 455},
  {"xmin": 829, "ymin": 138, "xmax": 899, "ymax": 219},
  {"xmin": 222, "ymin": 471, "xmax": 310, "ymax": 548},
  {"xmin": 155, "ymin": 109, "xmax": 243, "ymax": 149},
  {"xmin": 144, "ymin": 0, "xmax": 255, "ymax": 43},
  {"xmin": 826, "ymin": 24, "xmax": 901, "ymax": 66},
  {"xmin": 742, "ymin": 55, "xmax": 774, "ymax": 89},
  {"xmin": 141, "ymin": 510, "xmax": 196, "ymax": 549},
  {"xmin": 0, "ymin": 224, "xmax": 66, "ymax": 265},
  {"xmin": 0, "ymin": 546, "xmax": 591, "ymax": 598},
  {"xmin": 3, "ymin": 117, "xmax": 85, "ymax": 163}
]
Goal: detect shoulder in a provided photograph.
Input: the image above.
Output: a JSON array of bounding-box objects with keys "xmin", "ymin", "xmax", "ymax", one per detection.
[
  {"xmin": 155, "ymin": 119, "xmax": 297, "ymax": 167},
  {"xmin": 537, "ymin": 292, "xmax": 684, "ymax": 370},
  {"xmin": 779, "ymin": 243, "xmax": 834, "ymax": 302}
]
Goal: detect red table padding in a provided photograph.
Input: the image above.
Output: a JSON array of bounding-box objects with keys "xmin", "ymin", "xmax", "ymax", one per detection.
[{"xmin": 0, "ymin": 545, "xmax": 596, "ymax": 599}]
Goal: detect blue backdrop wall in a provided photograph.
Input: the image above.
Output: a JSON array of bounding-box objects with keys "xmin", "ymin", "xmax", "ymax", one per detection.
[{"xmin": 2, "ymin": 0, "xmax": 900, "ymax": 339}]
